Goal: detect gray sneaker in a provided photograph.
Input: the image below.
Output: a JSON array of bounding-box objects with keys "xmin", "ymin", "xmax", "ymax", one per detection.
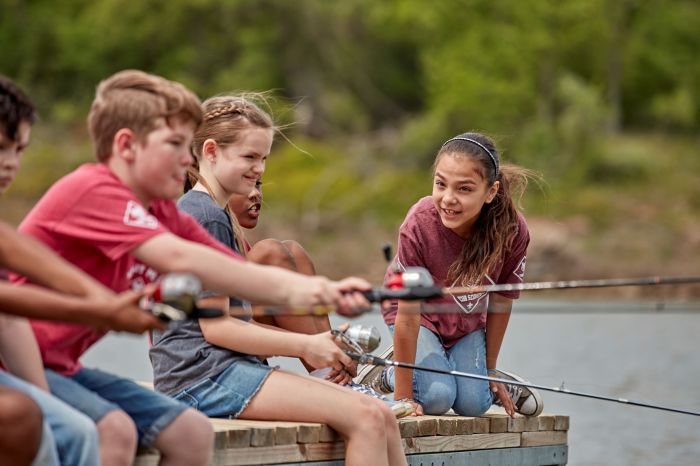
[
  {"xmin": 492, "ymin": 369, "xmax": 544, "ymax": 417},
  {"xmin": 353, "ymin": 346, "xmax": 394, "ymax": 395}
]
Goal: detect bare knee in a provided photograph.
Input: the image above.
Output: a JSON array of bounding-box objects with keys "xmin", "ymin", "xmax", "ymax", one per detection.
[
  {"xmin": 0, "ymin": 390, "xmax": 42, "ymax": 462},
  {"xmin": 281, "ymin": 240, "xmax": 316, "ymax": 275},
  {"xmin": 349, "ymin": 399, "xmax": 387, "ymax": 438},
  {"xmin": 155, "ymin": 409, "xmax": 213, "ymax": 466},
  {"xmin": 248, "ymin": 239, "xmax": 295, "ymax": 269},
  {"xmin": 97, "ymin": 410, "xmax": 137, "ymax": 464}
]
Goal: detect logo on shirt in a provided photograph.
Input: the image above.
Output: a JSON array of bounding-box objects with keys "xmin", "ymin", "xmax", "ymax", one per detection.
[
  {"xmin": 451, "ymin": 276, "xmax": 492, "ymax": 314},
  {"xmin": 123, "ymin": 200, "xmax": 158, "ymax": 230},
  {"xmin": 513, "ymin": 256, "xmax": 527, "ymax": 281}
]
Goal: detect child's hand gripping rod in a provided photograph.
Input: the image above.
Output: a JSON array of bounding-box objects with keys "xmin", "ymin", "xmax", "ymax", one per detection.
[{"xmin": 140, "ymin": 273, "xmax": 224, "ymax": 322}]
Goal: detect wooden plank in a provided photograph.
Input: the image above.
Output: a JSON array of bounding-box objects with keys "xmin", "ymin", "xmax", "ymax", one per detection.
[
  {"xmin": 484, "ymin": 413, "xmax": 508, "ymax": 433},
  {"xmin": 537, "ymin": 414, "xmax": 556, "ymax": 431},
  {"xmin": 415, "ymin": 417, "xmax": 438, "ymax": 436},
  {"xmin": 403, "ymin": 433, "xmax": 521, "ymax": 454},
  {"xmin": 303, "ymin": 442, "xmax": 348, "ymax": 461},
  {"xmin": 210, "ymin": 422, "xmax": 252, "ymax": 448},
  {"xmin": 454, "ymin": 416, "xmax": 474, "ymax": 435},
  {"xmin": 472, "ymin": 417, "xmax": 491, "ymax": 434},
  {"xmin": 554, "ymin": 415, "xmax": 570, "ymax": 431},
  {"xmin": 521, "ymin": 431, "xmax": 568, "ymax": 447},
  {"xmin": 398, "ymin": 418, "xmax": 418, "ymax": 438},
  {"xmin": 319, "ymin": 425, "xmax": 341, "ymax": 443},
  {"xmin": 523, "ymin": 415, "xmax": 540, "ymax": 432},
  {"xmin": 212, "ymin": 444, "xmax": 309, "ymax": 466},
  {"xmin": 507, "ymin": 415, "xmax": 526, "ymax": 433},
  {"xmin": 420, "ymin": 415, "xmax": 458, "ymax": 435}
]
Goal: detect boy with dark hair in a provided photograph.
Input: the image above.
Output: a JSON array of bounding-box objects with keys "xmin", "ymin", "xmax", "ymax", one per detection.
[{"xmin": 0, "ymin": 75, "xmax": 164, "ymax": 466}]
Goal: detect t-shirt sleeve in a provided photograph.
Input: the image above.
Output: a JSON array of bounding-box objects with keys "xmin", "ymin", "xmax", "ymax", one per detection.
[
  {"xmin": 170, "ymin": 209, "xmax": 242, "ymax": 260},
  {"xmin": 395, "ymin": 216, "xmax": 426, "ymax": 270},
  {"xmin": 52, "ymin": 185, "xmax": 169, "ymax": 261},
  {"xmin": 496, "ymin": 215, "xmax": 530, "ymax": 299}
]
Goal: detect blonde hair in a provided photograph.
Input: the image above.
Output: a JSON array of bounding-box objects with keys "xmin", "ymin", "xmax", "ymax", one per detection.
[
  {"xmin": 187, "ymin": 94, "xmax": 274, "ymax": 256},
  {"xmin": 88, "ymin": 69, "xmax": 202, "ymax": 162}
]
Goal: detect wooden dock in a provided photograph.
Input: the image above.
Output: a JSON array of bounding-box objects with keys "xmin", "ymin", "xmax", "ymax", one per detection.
[{"xmin": 134, "ymin": 410, "xmax": 569, "ymax": 465}]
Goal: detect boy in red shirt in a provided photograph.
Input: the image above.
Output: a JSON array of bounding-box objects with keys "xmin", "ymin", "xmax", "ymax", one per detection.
[{"xmin": 16, "ymin": 70, "xmax": 370, "ymax": 466}]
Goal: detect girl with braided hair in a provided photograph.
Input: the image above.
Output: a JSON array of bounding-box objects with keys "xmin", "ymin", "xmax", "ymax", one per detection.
[
  {"xmin": 150, "ymin": 94, "xmax": 407, "ymax": 466},
  {"xmin": 358, "ymin": 132, "xmax": 544, "ymax": 419}
]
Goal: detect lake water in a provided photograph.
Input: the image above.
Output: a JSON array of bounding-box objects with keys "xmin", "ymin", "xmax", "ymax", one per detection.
[{"xmin": 82, "ymin": 299, "xmax": 700, "ymax": 465}]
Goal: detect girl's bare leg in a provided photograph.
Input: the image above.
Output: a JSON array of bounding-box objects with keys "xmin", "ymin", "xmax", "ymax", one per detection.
[{"xmin": 241, "ymin": 370, "xmax": 406, "ymax": 466}]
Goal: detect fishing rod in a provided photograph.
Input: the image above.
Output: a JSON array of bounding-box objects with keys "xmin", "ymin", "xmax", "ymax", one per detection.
[
  {"xmin": 349, "ymin": 351, "xmax": 700, "ymax": 418},
  {"xmin": 223, "ymin": 266, "xmax": 700, "ymax": 317}
]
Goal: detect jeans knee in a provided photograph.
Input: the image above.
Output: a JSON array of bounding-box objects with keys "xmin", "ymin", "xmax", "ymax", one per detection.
[
  {"xmin": 417, "ymin": 382, "xmax": 455, "ymax": 415},
  {"xmin": 453, "ymin": 391, "xmax": 492, "ymax": 417}
]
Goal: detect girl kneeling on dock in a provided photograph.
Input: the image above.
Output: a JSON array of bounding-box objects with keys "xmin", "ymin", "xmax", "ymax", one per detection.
[{"xmin": 358, "ymin": 132, "xmax": 544, "ymax": 418}]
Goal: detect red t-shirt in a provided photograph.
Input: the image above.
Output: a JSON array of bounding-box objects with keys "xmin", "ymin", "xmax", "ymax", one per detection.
[
  {"xmin": 382, "ymin": 196, "xmax": 529, "ymax": 348},
  {"xmin": 15, "ymin": 163, "xmax": 238, "ymax": 375}
]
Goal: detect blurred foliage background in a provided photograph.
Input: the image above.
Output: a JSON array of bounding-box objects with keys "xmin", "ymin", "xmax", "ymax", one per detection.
[{"xmin": 2, "ymin": 0, "xmax": 699, "ymax": 295}]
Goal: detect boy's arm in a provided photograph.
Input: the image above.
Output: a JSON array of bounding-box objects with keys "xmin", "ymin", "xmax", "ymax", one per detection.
[
  {"xmin": 133, "ymin": 233, "xmax": 371, "ymax": 310},
  {"xmin": 0, "ymin": 315, "xmax": 49, "ymax": 391},
  {"xmin": 0, "ymin": 221, "xmax": 104, "ymax": 297},
  {"xmin": 0, "ymin": 282, "xmax": 163, "ymax": 333},
  {"xmin": 0, "ymin": 222, "xmax": 164, "ymax": 332}
]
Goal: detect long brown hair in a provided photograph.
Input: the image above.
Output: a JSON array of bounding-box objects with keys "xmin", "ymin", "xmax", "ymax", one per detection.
[
  {"xmin": 436, "ymin": 132, "xmax": 537, "ymax": 286},
  {"xmin": 186, "ymin": 94, "xmax": 274, "ymax": 256}
]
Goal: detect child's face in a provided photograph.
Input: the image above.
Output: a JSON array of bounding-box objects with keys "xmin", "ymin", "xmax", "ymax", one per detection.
[
  {"xmin": 432, "ymin": 153, "xmax": 499, "ymax": 238},
  {"xmin": 228, "ymin": 180, "xmax": 263, "ymax": 229},
  {"xmin": 214, "ymin": 127, "xmax": 272, "ymax": 198},
  {"xmin": 131, "ymin": 118, "xmax": 196, "ymax": 203},
  {"xmin": 0, "ymin": 121, "xmax": 31, "ymax": 194}
]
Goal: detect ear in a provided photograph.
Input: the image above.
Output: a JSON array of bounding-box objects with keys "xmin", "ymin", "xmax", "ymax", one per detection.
[
  {"xmin": 113, "ymin": 128, "xmax": 138, "ymax": 162},
  {"xmin": 485, "ymin": 180, "xmax": 500, "ymax": 204},
  {"xmin": 202, "ymin": 139, "xmax": 219, "ymax": 164}
]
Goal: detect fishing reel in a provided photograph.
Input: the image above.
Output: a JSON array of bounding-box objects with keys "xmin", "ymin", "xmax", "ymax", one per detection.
[
  {"xmin": 139, "ymin": 273, "xmax": 224, "ymax": 322},
  {"xmin": 361, "ymin": 244, "xmax": 442, "ymax": 303},
  {"xmin": 332, "ymin": 324, "xmax": 381, "ymax": 356}
]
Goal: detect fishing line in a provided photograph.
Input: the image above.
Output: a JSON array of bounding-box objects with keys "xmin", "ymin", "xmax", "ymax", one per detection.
[{"xmin": 352, "ymin": 353, "xmax": 700, "ymax": 418}]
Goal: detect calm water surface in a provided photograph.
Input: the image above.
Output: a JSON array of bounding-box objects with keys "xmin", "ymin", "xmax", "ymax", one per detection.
[{"xmin": 82, "ymin": 299, "xmax": 700, "ymax": 465}]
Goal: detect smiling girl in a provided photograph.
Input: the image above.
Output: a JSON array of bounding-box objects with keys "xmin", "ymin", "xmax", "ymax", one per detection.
[
  {"xmin": 150, "ymin": 95, "xmax": 406, "ymax": 466},
  {"xmin": 359, "ymin": 132, "xmax": 543, "ymax": 419}
]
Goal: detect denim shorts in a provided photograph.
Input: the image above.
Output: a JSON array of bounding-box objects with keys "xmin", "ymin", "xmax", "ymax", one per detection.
[
  {"xmin": 173, "ymin": 356, "xmax": 274, "ymax": 418},
  {"xmin": 46, "ymin": 368, "xmax": 188, "ymax": 448}
]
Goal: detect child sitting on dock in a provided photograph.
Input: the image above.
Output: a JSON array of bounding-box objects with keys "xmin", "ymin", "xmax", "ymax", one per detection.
[
  {"xmin": 0, "ymin": 74, "xmax": 163, "ymax": 466},
  {"xmin": 358, "ymin": 132, "xmax": 544, "ymax": 419},
  {"xmin": 150, "ymin": 94, "xmax": 407, "ymax": 466},
  {"xmin": 14, "ymin": 70, "xmax": 377, "ymax": 466}
]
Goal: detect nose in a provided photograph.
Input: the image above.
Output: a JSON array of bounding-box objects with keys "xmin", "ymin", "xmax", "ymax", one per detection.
[
  {"xmin": 442, "ymin": 188, "xmax": 457, "ymax": 204},
  {"xmin": 252, "ymin": 159, "xmax": 265, "ymax": 176},
  {"xmin": 0, "ymin": 151, "xmax": 20, "ymax": 172}
]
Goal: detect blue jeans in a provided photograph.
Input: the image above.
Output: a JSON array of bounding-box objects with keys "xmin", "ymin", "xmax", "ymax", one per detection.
[
  {"xmin": 387, "ymin": 325, "xmax": 493, "ymax": 416},
  {"xmin": 46, "ymin": 368, "xmax": 188, "ymax": 448},
  {"xmin": 173, "ymin": 356, "xmax": 274, "ymax": 418},
  {"xmin": 0, "ymin": 370, "xmax": 98, "ymax": 466}
]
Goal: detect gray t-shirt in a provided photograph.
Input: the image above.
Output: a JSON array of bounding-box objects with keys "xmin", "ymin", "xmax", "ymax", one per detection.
[{"xmin": 149, "ymin": 190, "xmax": 252, "ymax": 396}]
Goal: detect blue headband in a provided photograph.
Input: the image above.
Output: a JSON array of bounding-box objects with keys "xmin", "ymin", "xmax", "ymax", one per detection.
[{"xmin": 441, "ymin": 136, "xmax": 499, "ymax": 178}]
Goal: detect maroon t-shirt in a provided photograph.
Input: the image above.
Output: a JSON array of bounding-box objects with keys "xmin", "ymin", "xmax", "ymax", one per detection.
[
  {"xmin": 382, "ymin": 196, "xmax": 529, "ymax": 348},
  {"xmin": 15, "ymin": 163, "xmax": 239, "ymax": 375}
]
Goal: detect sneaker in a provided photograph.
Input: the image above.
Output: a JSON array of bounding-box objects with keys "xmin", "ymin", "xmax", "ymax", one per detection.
[
  {"xmin": 353, "ymin": 346, "xmax": 394, "ymax": 395},
  {"xmin": 345, "ymin": 382, "xmax": 413, "ymax": 419},
  {"xmin": 492, "ymin": 369, "xmax": 544, "ymax": 417}
]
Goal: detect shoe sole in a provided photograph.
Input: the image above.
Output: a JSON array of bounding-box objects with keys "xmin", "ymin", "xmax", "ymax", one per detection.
[{"xmin": 495, "ymin": 369, "xmax": 544, "ymax": 417}]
